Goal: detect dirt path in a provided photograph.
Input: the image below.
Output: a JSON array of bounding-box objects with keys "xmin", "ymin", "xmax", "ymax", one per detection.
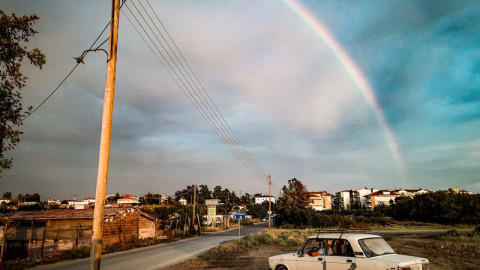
[{"xmin": 388, "ymin": 236, "xmax": 480, "ymax": 270}]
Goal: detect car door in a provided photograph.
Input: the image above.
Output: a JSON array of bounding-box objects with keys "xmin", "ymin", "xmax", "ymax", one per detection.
[
  {"xmin": 296, "ymin": 238, "xmax": 327, "ymax": 270},
  {"xmin": 324, "ymin": 239, "xmax": 356, "ymax": 270}
]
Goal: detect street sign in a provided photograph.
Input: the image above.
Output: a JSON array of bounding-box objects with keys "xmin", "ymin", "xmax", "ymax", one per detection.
[
  {"xmin": 205, "ymin": 199, "xmax": 219, "ymax": 206},
  {"xmin": 207, "ymin": 205, "xmax": 216, "ymax": 223},
  {"xmin": 233, "ymin": 212, "xmax": 246, "ymax": 220}
]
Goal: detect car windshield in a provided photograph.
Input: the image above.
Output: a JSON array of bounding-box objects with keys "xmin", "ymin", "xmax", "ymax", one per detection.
[{"xmin": 358, "ymin": 238, "xmax": 396, "ymax": 258}]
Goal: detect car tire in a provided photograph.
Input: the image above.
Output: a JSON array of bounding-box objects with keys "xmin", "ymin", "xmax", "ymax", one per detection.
[{"xmin": 276, "ymin": 265, "xmax": 288, "ymax": 270}]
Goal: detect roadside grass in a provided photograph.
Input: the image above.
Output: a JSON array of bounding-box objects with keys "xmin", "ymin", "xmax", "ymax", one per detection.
[
  {"xmin": 234, "ymin": 229, "xmax": 314, "ymax": 248},
  {"xmin": 371, "ymin": 224, "xmax": 474, "ymax": 231},
  {"xmin": 173, "ymin": 227, "xmax": 480, "ymax": 270},
  {"xmin": 202, "ymin": 226, "xmax": 228, "ymax": 233},
  {"xmin": 420, "ymin": 226, "xmax": 480, "ymax": 242},
  {"xmin": 59, "ymin": 246, "xmax": 90, "ymax": 260},
  {"xmin": 221, "ymin": 225, "xmax": 480, "ymax": 251},
  {"xmin": 0, "ymin": 237, "xmax": 170, "ymax": 270}
]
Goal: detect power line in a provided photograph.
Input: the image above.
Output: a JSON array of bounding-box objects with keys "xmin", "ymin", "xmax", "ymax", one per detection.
[
  {"xmin": 138, "ymin": 0, "xmax": 269, "ymax": 182},
  {"xmin": 21, "ymin": 17, "xmax": 113, "ymax": 123},
  {"xmin": 124, "ymin": 0, "xmax": 270, "ymax": 184},
  {"xmin": 133, "ymin": 2, "xmax": 267, "ymax": 181},
  {"xmin": 128, "ymin": 0, "xmax": 266, "ymax": 180},
  {"xmin": 124, "ymin": 5, "xmax": 266, "ymax": 181},
  {"xmin": 123, "ymin": 3, "xmax": 266, "ymax": 181},
  {"xmin": 141, "ymin": 0, "xmax": 268, "ymax": 178}
]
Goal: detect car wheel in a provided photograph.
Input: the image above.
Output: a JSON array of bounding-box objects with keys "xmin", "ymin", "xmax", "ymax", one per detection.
[{"xmin": 276, "ymin": 265, "xmax": 288, "ymax": 270}]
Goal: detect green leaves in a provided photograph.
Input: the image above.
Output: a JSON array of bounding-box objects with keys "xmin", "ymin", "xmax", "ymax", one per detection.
[{"xmin": 0, "ymin": 9, "xmax": 46, "ymax": 174}]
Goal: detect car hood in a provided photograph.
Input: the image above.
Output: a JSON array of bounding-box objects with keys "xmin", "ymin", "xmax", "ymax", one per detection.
[
  {"xmin": 373, "ymin": 254, "xmax": 427, "ymax": 264},
  {"xmin": 269, "ymin": 253, "xmax": 297, "ymax": 260}
]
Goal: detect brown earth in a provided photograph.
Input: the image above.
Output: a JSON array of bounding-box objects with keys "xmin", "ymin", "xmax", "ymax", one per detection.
[{"xmin": 167, "ymin": 235, "xmax": 480, "ymax": 270}]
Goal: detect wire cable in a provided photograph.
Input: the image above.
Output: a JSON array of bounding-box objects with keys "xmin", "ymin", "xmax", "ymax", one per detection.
[
  {"xmin": 135, "ymin": 0, "xmax": 269, "ymax": 182},
  {"xmin": 126, "ymin": 0, "xmax": 269, "ymax": 183},
  {"xmin": 124, "ymin": 8, "xmax": 265, "ymax": 181},
  {"xmin": 139, "ymin": 0, "xmax": 267, "ymax": 179},
  {"xmin": 20, "ymin": 19, "xmax": 113, "ymax": 123},
  {"xmin": 144, "ymin": 0, "xmax": 268, "ymax": 178},
  {"xmin": 123, "ymin": 3, "xmax": 267, "ymax": 181}
]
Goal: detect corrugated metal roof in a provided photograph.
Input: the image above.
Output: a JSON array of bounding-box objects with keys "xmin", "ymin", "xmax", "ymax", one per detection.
[{"xmin": 1, "ymin": 208, "xmax": 138, "ymax": 221}]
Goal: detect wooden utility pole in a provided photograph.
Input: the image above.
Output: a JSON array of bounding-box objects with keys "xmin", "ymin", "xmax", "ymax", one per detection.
[
  {"xmin": 0, "ymin": 222, "xmax": 8, "ymax": 264},
  {"xmin": 192, "ymin": 184, "xmax": 197, "ymax": 228},
  {"xmin": 268, "ymin": 175, "xmax": 272, "ymax": 229},
  {"xmin": 90, "ymin": 0, "xmax": 120, "ymax": 269}
]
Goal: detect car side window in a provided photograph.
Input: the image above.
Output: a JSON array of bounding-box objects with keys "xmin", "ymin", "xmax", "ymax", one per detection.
[
  {"xmin": 326, "ymin": 239, "xmax": 354, "ymax": 257},
  {"xmin": 301, "ymin": 238, "xmax": 326, "ymax": 256}
]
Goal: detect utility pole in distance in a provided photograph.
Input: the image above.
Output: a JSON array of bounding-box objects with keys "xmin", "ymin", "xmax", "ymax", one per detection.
[
  {"xmin": 268, "ymin": 175, "xmax": 272, "ymax": 230},
  {"xmin": 90, "ymin": 0, "xmax": 120, "ymax": 269},
  {"xmin": 192, "ymin": 184, "xmax": 197, "ymax": 229}
]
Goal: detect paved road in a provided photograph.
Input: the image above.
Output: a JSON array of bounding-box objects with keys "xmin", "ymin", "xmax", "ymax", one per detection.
[{"xmin": 34, "ymin": 222, "xmax": 268, "ymax": 270}]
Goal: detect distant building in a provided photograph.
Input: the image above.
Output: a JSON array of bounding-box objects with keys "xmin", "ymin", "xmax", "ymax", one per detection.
[
  {"xmin": 442, "ymin": 188, "xmax": 473, "ymax": 195},
  {"xmin": 83, "ymin": 197, "xmax": 96, "ymax": 204},
  {"xmin": 0, "ymin": 198, "xmax": 12, "ymax": 204},
  {"xmin": 365, "ymin": 190, "xmax": 400, "ymax": 210},
  {"xmin": 308, "ymin": 191, "xmax": 333, "ymax": 211},
  {"xmin": 47, "ymin": 199, "xmax": 61, "ymax": 205},
  {"xmin": 117, "ymin": 195, "xmax": 140, "ymax": 207},
  {"xmin": 67, "ymin": 200, "xmax": 78, "ymax": 206},
  {"xmin": 178, "ymin": 198, "xmax": 187, "ymax": 206},
  {"xmin": 254, "ymin": 195, "xmax": 276, "ymax": 204},
  {"xmin": 393, "ymin": 188, "xmax": 430, "ymax": 197},
  {"xmin": 121, "ymin": 194, "xmax": 137, "ymax": 199},
  {"xmin": 21, "ymin": 201, "xmax": 40, "ymax": 206},
  {"xmin": 354, "ymin": 188, "xmax": 377, "ymax": 209},
  {"xmin": 334, "ymin": 188, "xmax": 377, "ymax": 210},
  {"xmin": 74, "ymin": 202, "xmax": 90, "ymax": 210},
  {"xmin": 160, "ymin": 194, "xmax": 169, "ymax": 203},
  {"xmin": 143, "ymin": 193, "xmax": 169, "ymax": 204},
  {"xmin": 333, "ymin": 190, "xmax": 351, "ymax": 210}
]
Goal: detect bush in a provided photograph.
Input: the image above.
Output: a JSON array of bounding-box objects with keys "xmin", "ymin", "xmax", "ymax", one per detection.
[
  {"xmin": 446, "ymin": 230, "xmax": 460, "ymax": 237},
  {"xmin": 237, "ymin": 229, "xmax": 314, "ymax": 248},
  {"xmin": 60, "ymin": 246, "xmax": 90, "ymax": 260},
  {"xmin": 472, "ymin": 225, "xmax": 480, "ymax": 236}
]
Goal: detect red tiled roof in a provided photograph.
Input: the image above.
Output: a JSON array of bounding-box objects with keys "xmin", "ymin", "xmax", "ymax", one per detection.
[
  {"xmin": 118, "ymin": 196, "xmax": 138, "ymax": 200},
  {"xmin": 365, "ymin": 190, "xmax": 400, "ymax": 197},
  {"xmin": 309, "ymin": 191, "xmax": 334, "ymax": 196}
]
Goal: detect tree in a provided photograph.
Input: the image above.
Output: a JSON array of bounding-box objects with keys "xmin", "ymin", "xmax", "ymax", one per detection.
[
  {"xmin": 198, "ymin": 184, "xmax": 212, "ymax": 203},
  {"xmin": 280, "ymin": 178, "xmax": 310, "ymax": 208},
  {"xmin": 0, "ymin": 10, "xmax": 46, "ymax": 174},
  {"xmin": 213, "ymin": 185, "xmax": 222, "ymax": 200},
  {"xmin": 174, "ymin": 185, "xmax": 195, "ymax": 203},
  {"xmin": 248, "ymin": 201, "xmax": 271, "ymax": 218},
  {"xmin": 2, "ymin": 191, "xmax": 11, "ymax": 199}
]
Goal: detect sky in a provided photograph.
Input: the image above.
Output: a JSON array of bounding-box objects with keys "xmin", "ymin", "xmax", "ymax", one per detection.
[{"xmin": 1, "ymin": 0, "xmax": 479, "ymax": 200}]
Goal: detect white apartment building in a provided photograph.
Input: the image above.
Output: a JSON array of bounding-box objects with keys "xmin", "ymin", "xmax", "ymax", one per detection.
[{"xmin": 254, "ymin": 196, "xmax": 276, "ymax": 204}]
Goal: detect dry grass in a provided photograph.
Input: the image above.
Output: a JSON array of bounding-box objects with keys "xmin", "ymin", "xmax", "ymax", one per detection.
[{"xmin": 169, "ymin": 228, "xmax": 480, "ymax": 270}]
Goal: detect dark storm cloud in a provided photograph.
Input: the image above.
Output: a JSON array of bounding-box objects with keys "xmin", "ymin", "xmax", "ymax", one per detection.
[{"xmin": 2, "ymin": 0, "xmax": 479, "ymax": 198}]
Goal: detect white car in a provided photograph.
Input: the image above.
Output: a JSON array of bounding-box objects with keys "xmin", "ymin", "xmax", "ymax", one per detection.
[{"xmin": 268, "ymin": 229, "xmax": 429, "ymax": 270}]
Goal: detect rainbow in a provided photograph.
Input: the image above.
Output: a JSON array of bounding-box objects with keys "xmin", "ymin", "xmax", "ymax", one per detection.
[{"xmin": 281, "ymin": 0, "xmax": 406, "ymax": 176}]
